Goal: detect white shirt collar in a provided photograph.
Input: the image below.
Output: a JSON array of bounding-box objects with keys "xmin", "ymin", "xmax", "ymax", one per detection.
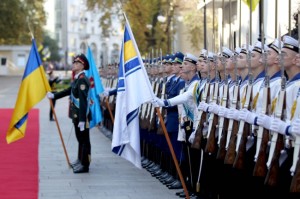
[{"xmin": 74, "ymin": 71, "xmax": 85, "ymax": 79}]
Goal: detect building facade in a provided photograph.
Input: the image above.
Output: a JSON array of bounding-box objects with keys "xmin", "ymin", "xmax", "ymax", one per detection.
[{"xmin": 47, "ymin": 0, "xmax": 122, "ymax": 69}]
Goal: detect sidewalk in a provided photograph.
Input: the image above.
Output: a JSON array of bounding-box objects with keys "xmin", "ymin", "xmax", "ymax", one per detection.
[{"xmin": 0, "ymin": 76, "xmax": 180, "ymax": 199}]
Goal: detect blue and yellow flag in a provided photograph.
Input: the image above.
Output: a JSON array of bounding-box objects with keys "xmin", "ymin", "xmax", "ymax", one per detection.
[
  {"xmin": 85, "ymin": 46, "xmax": 104, "ymax": 128},
  {"xmin": 6, "ymin": 39, "xmax": 51, "ymax": 144},
  {"xmin": 111, "ymin": 14, "xmax": 154, "ymax": 168},
  {"xmin": 243, "ymin": 0, "xmax": 260, "ymax": 12}
]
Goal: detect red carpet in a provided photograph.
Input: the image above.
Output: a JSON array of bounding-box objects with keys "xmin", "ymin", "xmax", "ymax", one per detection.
[{"xmin": 0, "ymin": 109, "xmax": 39, "ymax": 199}]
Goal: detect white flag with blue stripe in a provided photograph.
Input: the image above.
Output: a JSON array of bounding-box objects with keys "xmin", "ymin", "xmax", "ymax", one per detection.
[{"xmin": 112, "ymin": 15, "xmax": 154, "ymax": 168}]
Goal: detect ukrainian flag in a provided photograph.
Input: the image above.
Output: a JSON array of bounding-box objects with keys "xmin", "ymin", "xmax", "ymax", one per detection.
[
  {"xmin": 6, "ymin": 39, "xmax": 51, "ymax": 144},
  {"xmin": 243, "ymin": 0, "xmax": 260, "ymax": 12},
  {"xmin": 112, "ymin": 15, "xmax": 154, "ymax": 168}
]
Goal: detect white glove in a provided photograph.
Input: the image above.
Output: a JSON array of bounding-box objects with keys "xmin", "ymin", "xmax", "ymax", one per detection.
[
  {"xmin": 208, "ymin": 103, "xmax": 220, "ymax": 114},
  {"xmin": 188, "ymin": 132, "xmax": 196, "ymax": 144},
  {"xmin": 47, "ymin": 92, "xmax": 54, "ymax": 99},
  {"xmin": 291, "ymin": 118, "xmax": 300, "ymax": 136},
  {"xmin": 256, "ymin": 113, "xmax": 274, "ymax": 130},
  {"xmin": 239, "ymin": 108, "xmax": 257, "ymax": 125},
  {"xmin": 103, "ymin": 90, "xmax": 109, "ymax": 97},
  {"xmin": 151, "ymin": 97, "xmax": 165, "ymax": 107},
  {"xmin": 227, "ymin": 108, "xmax": 240, "ymax": 120},
  {"xmin": 78, "ymin": 122, "xmax": 85, "ymax": 131},
  {"xmin": 198, "ymin": 102, "xmax": 209, "ymax": 112},
  {"xmin": 218, "ymin": 107, "xmax": 229, "ymax": 117},
  {"xmin": 270, "ymin": 118, "xmax": 289, "ymax": 135}
]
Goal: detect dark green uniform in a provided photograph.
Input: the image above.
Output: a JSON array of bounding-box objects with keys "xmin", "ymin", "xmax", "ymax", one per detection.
[{"xmin": 54, "ymin": 72, "xmax": 91, "ymax": 168}]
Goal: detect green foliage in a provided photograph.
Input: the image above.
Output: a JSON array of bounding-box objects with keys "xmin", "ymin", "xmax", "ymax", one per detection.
[
  {"xmin": 39, "ymin": 32, "xmax": 61, "ymax": 62},
  {"xmin": 0, "ymin": 0, "xmax": 46, "ymax": 45},
  {"xmin": 86, "ymin": 0, "xmax": 172, "ymax": 55}
]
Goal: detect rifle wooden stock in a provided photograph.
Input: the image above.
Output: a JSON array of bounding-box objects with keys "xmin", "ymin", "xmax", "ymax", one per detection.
[
  {"xmin": 192, "ymin": 113, "xmax": 205, "ymax": 149},
  {"xmin": 224, "ymin": 119, "xmax": 239, "ymax": 164},
  {"xmin": 233, "ymin": 122, "xmax": 250, "ymax": 169},
  {"xmin": 205, "ymin": 82, "xmax": 219, "ymax": 154},
  {"xmin": 224, "ymin": 83, "xmax": 240, "ymax": 164},
  {"xmin": 157, "ymin": 81, "xmax": 166, "ymax": 135},
  {"xmin": 148, "ymin": 81, "xmax": 160, "ymax": 131},
  {"xmin": 233, "ymin": 83, "xmax": 252, "ymax": 170},
  {"xmin": 205, "ymin": 113, "xmax": 218, "ymax": 153},
  {"xmin": 216, "ymin": 117, "xmax": 228, "ymax": 160},
  {"xmin": 192, "ymin": 82, "xmax": 210, "ymax": 149},
  {"xmin": 253, "ymin": 127, "xmax": 270, "ymax": 177},
  {"xmin": 253, "ymin": 84, "xmax": 271, "ymax": 177},
  {"xmin": 140, "ymin": 81, "xmax": 156, "ymax": 129},
  {"xmin": 216, "ymin": 83, "xmax": 230, "ymax": 160},
  {"xmin": 264, "ymin": 133, "xmax": 284, "ymax": 186},
  {"xmin": 290, "ymin": 151, "xmax": 300, "ymax": 192},
  {"xmin": 289, "ymin": 96, "xmax": 300, "ymax": 176},
  {"xmin": 264, "ymin": 90, "xmax": 286, "ymax": 187}
]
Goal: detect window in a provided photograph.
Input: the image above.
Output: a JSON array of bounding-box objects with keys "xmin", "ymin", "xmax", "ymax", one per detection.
[{"xmin": 1, "ymin": 57, "xmax": 7, "ymax": 66}]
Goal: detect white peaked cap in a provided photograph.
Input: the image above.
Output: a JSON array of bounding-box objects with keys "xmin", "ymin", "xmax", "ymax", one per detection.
[
  {"xmin": 234, "ymin": 47, "xmax": 241, "ymax": 55},
  {"xmin": 240, "ymin": 44, "xmax": 254, "ymax": 54},
  {"xmin": 184, "ymin": 53, "xmax": 198, "ymax": 65},
  {"xmin": 199, "ymin": 49, "xmax": 208, "ymax": 58},
  {"xmin": 207, "ymin": 51, "xmax": 215, "ymax": 61},
  {"xmin": 252, "ymin": 40, "xmax": 269, "ymax": 54},
  {"xmin": 283, "ymin": 35, "xmax": 299, "ymax": 53},
  {"xmin": 268, "ymin": 38, "xmax": 283, "ymax": 53},
  {"xmin": 222, "ymin": 47, "xmax": 234, "ymax": 58}
]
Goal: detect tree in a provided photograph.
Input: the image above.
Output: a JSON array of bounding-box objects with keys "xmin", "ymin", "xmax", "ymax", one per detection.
[
  {"xmin": 39, "ymin": 32, "xmax": 61, "ymax": 62},
  {"xmin": 0, "ymin": 0, "xmax": 46, "ymax": 45},
  {"xmin": 86, "ymin": 0, "xmax": 173, "ymax": 55}
]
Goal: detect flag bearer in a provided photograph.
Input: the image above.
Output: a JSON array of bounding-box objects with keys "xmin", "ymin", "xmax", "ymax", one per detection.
[{"xmin": 47, "ymin": 54, "xmax": 91, "ymax": 173}]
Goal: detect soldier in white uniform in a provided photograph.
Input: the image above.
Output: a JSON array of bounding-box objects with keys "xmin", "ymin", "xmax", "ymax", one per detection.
[
  {"xmin": 152, "ymin": 53, "xmax": 200, "ymax": 197},
  {"xmin": 256, "ymin": 35, "xmax": 300, "ymax": 197}
]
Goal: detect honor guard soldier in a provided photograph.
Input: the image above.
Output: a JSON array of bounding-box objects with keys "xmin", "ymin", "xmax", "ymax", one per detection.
[
  {"xmin": 256, "ymin": 35, "xmax": 300, "ymax": 198},
  {"xmin": 156, "ymin": 52, "xmax": 186, "ymax": 190},
  {"xmin": 47, "ymin": 54, "xmax": 92, "ymax": 173},
  {"xmin": 152, "ymin": 53, "xmax": 200, "ymax": 197}
]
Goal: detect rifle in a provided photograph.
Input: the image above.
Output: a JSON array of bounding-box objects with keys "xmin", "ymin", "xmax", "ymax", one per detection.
[
  {"xmin": 290, "ymin": 94, "xmax": 300, "ymax": 192},
  {"xmin": 290, "ymin": 13, "xmax": 300, "ymax": 190},
  {"xmin": 233, "ymin": 33, "xmax": 253, "ymax": 170},
  {"xmin": 148, "ymin": 78, "xmax": 160, "ymax": 131},
  {"xmin": 224, "ymin": 53, "xmax": 240, "ymax": 165},
  {"xmin": 157, "ymin": 78, "xmax": 167, "ymax": 135},
  {"xmin": 191, "ymin": 80, "xmax": 210, "ymax": 149},
  {"xmin": 140, "ymin": 79, "xmax": 155, "ymax": 129},
  {"xmin": 192, "ymin": 52, "xmax": 211, "ymax": 149},
  {"xmin": 216, "ymin": 50, "xmax": 230, "ymax": 160},
  {"xmin": 205, "ymin": 53, "xmax": 220, "ymax": 154},
  {"xmin": 253, "ymin": 24, "xmax": 271, "ymax": 177},
  {"xmin": 290, "ymin": 155, "xmax": 300, "ymax": 192},
  {"xmin": 140, "ymin": 58, "xmax": 151, "ymax": 129},
  {"xmin": 264, "ymin": 28, "xmax": 286, "ymax": 186}
]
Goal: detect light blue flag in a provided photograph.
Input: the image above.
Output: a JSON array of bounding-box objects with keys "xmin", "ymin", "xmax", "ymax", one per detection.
[
  {"xmin": 111, "ymin": 15, "xmax": 154, "ymax": 168},
  {"xmin": 85, "ymin": 46, "xmax": 104, "ymax": 128}
]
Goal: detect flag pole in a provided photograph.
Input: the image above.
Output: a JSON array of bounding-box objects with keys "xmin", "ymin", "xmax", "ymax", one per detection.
[
  {"xmin": 27, "ymin": 21, "xmax": 71, "ymax": 167},
  {"xmin": 155, "ymin": 107, "xmax": 190, "ymax": 199},
  {"xmin": 105, "ymin": 97, "xmax": 115, "ymax": 125},
  {"xmin": 49, "ymin": 99, "xmax": 71, "ymax": 167},
  {"xmin": 122, "ymin": 11, "xmax": 189, "ymax": 198}
]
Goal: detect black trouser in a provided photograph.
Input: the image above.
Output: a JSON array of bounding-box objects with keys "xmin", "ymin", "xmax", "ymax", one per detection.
[
  {"xmin": 49, "ymin": 98, "xmax": 56, "ymax": 120},
  {"xmin": 74, "ymin": 122, "xmax": 91, "ymax": 167}
]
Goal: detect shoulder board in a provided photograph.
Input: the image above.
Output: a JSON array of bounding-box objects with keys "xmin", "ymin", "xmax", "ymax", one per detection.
[{"xmin": 78, "ymin": 73, "xmax": 86, "ymax": 79}]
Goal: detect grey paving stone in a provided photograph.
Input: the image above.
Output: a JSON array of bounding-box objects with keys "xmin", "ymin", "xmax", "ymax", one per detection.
[{"xmin": 0, "ymin": 76, "xmax": 180, "ymax": 199}]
